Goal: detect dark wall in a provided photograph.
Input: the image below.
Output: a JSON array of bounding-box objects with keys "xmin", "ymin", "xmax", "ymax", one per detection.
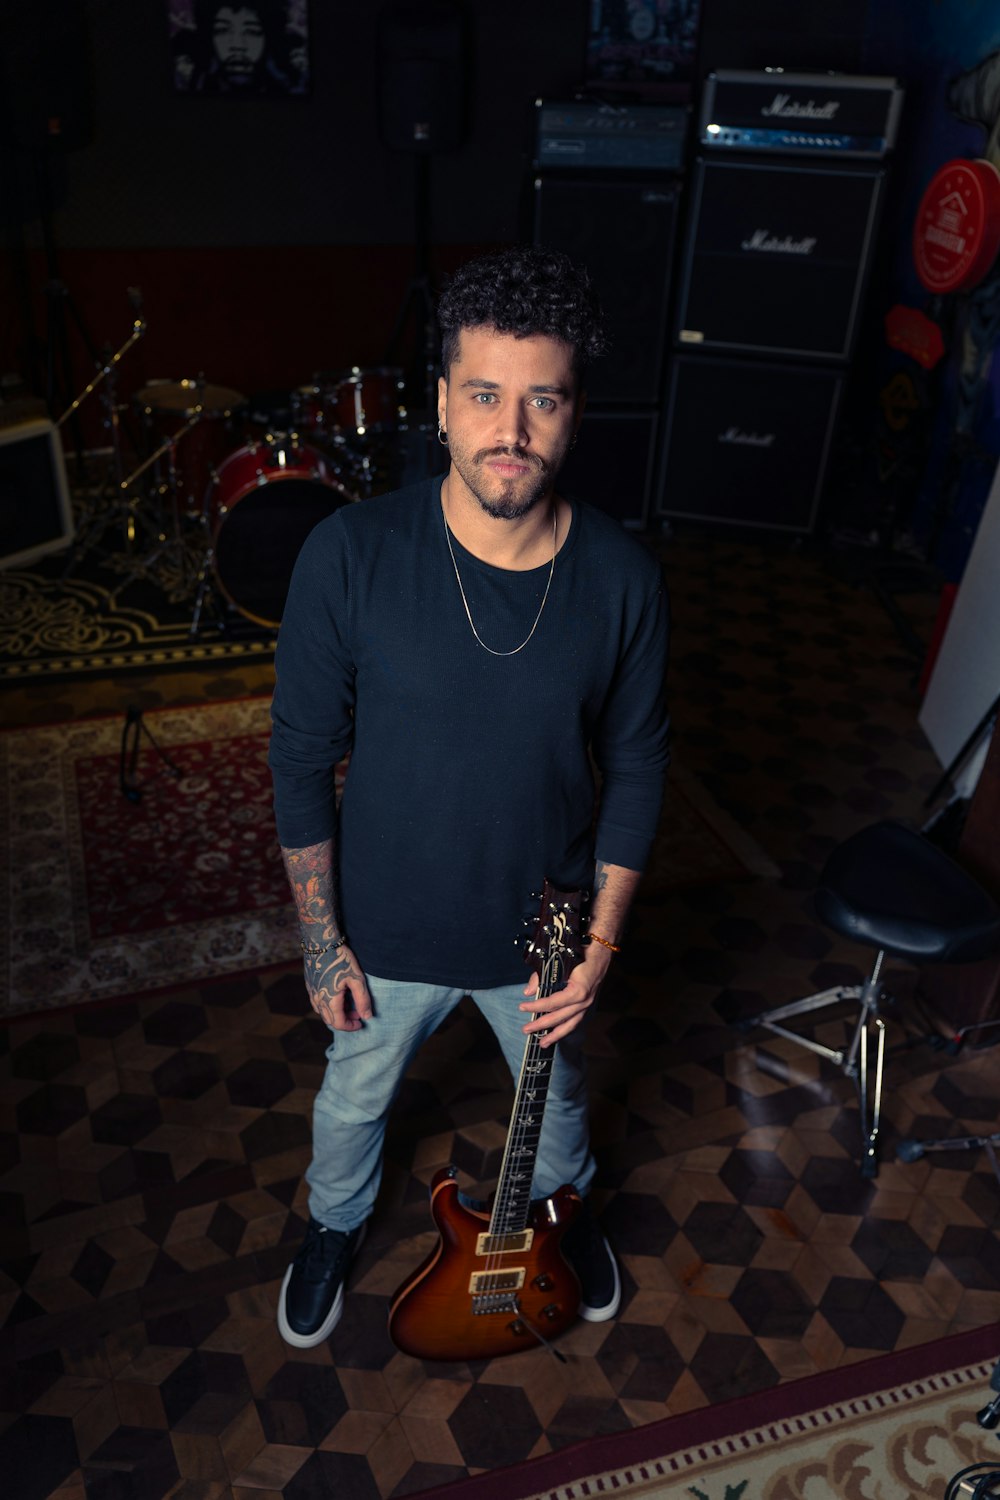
[
  {"xmin": 12, "ymin": 0, "xmax": 589, "ymax": 249},
  {"xmin": 1, "ymin": 0, "xmax": 589, "ymax": 401},
  {"xmin": 698, "ymin": 0, "xmax": 869, "ymax": 74}
]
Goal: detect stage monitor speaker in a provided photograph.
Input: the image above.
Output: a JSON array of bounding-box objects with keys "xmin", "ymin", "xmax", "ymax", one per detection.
[
  {"xmin": 558, "ymin": 408, "xmax": 658, "ymax": 530},
  {"xmin": 0, "ymin": 0, "xmax": 95, "ymax": 151},
  {"xmin": 377, "ymin": 0, "xmax": 467, "ymax": 153},
  {"xmin": 0, "ymin": 419, "xmax": 74, "ymax": 568},
  {"xmin": 655, "ymin": 355, "xmax": 843, "ymax": 533},
  {"xmin": 534, "ymin": 176, "xmax": 680, "ymax": 405},
  {"xmin": 675, "ymin": 157, "xmax": 884, "ymax": 362}
]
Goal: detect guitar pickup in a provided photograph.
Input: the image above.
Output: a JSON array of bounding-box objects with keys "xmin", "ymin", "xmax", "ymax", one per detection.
[
  {"xmin": 469, "ymin": 1268, "xmax": 525, "ymax": 1294},
  {"xmin": 475, "ymin": 1230, "xmax": 533, "ymax": 1255}
]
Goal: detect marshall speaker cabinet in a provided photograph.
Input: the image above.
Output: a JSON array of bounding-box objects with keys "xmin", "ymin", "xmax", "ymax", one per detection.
[
  {"xmin": 558, "ymin": 409, "xmax": 658, "ymax": 530},
  {"xmin": 654, "ymin": 355, "xmax": 843, "ymax": 533},
  {"xmin": 534, "ymin": 175, "xmax": 681, "ymax": 404},
  {"xmin": 674, "ymin": 156, "xmax": 884, "ymax": 362}
]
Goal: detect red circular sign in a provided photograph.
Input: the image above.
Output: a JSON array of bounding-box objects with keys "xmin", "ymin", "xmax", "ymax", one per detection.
[{"xmin": 913, "ymin": 158, "xmax": 1000, "ymax": 293}]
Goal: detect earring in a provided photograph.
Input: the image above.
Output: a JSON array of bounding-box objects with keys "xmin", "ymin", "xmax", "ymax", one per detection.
[{"xmin": 437, "ymin": 421, "xmax": 448, "ymax": 447}]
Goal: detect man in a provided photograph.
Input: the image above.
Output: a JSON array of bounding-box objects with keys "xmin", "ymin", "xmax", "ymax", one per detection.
[
  {"xmin": 269, "ymin": 246, "xmax": 670, "ymax": 1349},
  {"xmin": 189, "ymin": 1, "xmax": 291, "ymax": 94}
]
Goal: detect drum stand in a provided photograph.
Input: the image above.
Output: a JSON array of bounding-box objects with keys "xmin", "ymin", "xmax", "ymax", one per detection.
[{"xmin": 103, "ymin": 412, "xmax": 207, "ymax": 604}]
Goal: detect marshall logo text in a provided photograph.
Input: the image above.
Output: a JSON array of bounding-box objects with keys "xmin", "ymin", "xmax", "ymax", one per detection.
[
  {"xmin": 718, "ymin": 427, "xmax": 775, "ymax": 448},
  {"xmin": 761, "ymin": 93, "xmax": 841, "ymax": 121},
  {"xmin": 741, "ymin": 229, "xmax": 818, "ymax": 255}
]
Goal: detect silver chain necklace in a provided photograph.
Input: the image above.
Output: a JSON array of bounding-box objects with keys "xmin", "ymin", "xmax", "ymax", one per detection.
[{"xmin": 442, "ymin": 498, "xmax": 557, "ymax": 658}]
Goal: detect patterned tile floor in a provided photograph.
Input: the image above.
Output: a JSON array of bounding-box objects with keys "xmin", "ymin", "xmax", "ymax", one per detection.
[{"xmin": 2, "ymin": 530, "xmax": 999, "ymax": 1500}]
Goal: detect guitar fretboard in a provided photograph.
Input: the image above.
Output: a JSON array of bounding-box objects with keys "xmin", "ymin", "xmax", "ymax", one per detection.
[{"xmin": 488, "ymin": 949, "xmax": 564, "ymax": 1237}]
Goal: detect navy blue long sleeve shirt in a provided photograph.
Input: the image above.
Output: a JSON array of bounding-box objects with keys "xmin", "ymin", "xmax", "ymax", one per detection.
[{"xmin": 269, "ymin": 478, "xmax": 670, "ymax": 987}]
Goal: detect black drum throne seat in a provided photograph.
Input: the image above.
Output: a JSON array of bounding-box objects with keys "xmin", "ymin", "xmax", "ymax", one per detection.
[{"xmin": 737, "ymin": 821, "xmax": 1000, "ymax": 1178}]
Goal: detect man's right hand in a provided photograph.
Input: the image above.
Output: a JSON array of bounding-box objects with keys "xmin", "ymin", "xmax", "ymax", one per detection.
[{"xmin": 303, "ymin": 943, "xmax": 373, "ymax": 1031}]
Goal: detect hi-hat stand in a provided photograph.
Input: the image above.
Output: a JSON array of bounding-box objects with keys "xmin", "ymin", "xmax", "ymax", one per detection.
[{"xmin": 897, "ymin": 1129, "xmax": 1000, "ymax": 1189}]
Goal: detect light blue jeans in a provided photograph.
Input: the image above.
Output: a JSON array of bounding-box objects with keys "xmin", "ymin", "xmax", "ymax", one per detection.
[{"xmin": 306, "ymin": 975, "xmax": 597, "ymax": 1231}]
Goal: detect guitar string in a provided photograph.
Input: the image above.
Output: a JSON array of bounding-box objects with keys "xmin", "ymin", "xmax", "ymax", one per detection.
[
  {"xmin": 486, "ymin": 968, "xmax": 546, "ymax": 1293},
  {"xmin": 484, "ymin": 899, "xmax": 579, "ymax": 1307},
  {"xmin": 486, "ymin": 949, "xmax": 557, "ymax": 1297}
]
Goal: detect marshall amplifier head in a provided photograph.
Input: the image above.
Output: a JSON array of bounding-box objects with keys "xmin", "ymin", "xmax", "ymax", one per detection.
[
  {"xmin": 699, "ymin": 69, "xmax": 903, "ymax": 158},
  {"xmin": 535, "ymin": 99, "xmax": 689, "ymax": 173}
]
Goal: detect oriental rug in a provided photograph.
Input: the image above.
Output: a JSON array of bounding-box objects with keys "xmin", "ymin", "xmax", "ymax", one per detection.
[
  {"xmin": 1, "ymin": 698, "xmax": 308, "ymax": 1016},
  {"xmin": 0, "ymin": 560, "xmax": 277, "ymax": 683},
  {"xmin": 1, "ymin": 699, "xmax": 775, "ymax": 1018},
  {"xmin": 412, "ymin": 1324, "xmax": 1000, "ymax": 1500}
]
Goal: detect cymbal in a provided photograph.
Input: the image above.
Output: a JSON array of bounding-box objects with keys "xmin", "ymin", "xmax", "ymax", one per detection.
[{"xmin": 134, "ymin": 379, "xmax": 246, "ymax": 417}]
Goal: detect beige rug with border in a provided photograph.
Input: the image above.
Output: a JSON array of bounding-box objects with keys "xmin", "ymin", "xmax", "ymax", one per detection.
[{"xmin": 410, "ymin": 1325, "xmax": 1000, "ymax": 1500}]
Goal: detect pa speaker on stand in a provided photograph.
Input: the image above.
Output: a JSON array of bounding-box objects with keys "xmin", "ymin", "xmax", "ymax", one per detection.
[{"xmin": 376, "ymin": 0, "xmax": 468, "ymax": 480}]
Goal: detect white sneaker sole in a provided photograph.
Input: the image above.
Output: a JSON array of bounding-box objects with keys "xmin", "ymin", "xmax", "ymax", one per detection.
[
  {"xmin": 577, "ymin": 1235, "xmax": 622, "ymax": 1323},
  {"xmin": 277, "ymin": 1222, "xmax": 367, "ymax": 1348}
]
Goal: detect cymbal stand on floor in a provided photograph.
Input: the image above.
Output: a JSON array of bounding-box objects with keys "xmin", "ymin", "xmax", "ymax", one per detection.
[
  {"xmin": 57, "ymin": 298, "xmax": 147, "ymax": 574},
  {"xmin": 104, "ymin": 410, "xmax": 206, "ymax": 601}
]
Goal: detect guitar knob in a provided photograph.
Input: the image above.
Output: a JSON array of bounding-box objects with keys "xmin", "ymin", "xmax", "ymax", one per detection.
[
  {"xmin": 542, "ymin": 1303, "xmax": 560, "ymax": 1321},
  {"xmin": 533, "ymin": 1273, "xmax": 554, "ymax": 1291}
]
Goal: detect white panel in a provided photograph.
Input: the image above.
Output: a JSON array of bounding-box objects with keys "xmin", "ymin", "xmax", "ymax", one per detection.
[{"xmin": 919, "ymin": 461, "xmax": 1000, "ymax": 769}]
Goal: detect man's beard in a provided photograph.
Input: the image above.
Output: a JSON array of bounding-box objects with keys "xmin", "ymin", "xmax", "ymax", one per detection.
[{"xmin": 451, "ymin": 445, "xmax": 555, "ymax": 521}]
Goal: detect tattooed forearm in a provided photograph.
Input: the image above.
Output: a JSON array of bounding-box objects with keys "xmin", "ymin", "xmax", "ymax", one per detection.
[
  {"xmin": 281, "ymin": 841, "xmax": 371, "ymax": 1028},
  {"xmin": 589, "ymin": 859, "xmax": 642, "ymax": 947},
  {"xmin": 281, "ymin": 840, "xmax": 341, "ymax": 941}
]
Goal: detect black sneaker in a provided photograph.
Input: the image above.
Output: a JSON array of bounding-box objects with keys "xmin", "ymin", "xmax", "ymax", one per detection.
[
  {"xmin": 277, "ymin": 1217, "xmax": 366, "ymax": 1348},
  {"xmin": 562, "ymin": 1198, "xmax": 622, "ymax": 1323}
]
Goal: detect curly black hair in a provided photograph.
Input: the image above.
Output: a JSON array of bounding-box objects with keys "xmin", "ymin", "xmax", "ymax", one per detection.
[{"xmin": 437, "ymin": 246, "xmax": 608, "ymax": 381}]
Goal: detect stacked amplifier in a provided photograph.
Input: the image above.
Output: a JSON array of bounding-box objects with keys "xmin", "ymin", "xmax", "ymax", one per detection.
[
  {"xmin": 656, "ymin": 69, "xmax": 903, "ymax": 532},
  {"xmin": 532, "ymin": 98, "xmax": 688, "ymax": 528}
]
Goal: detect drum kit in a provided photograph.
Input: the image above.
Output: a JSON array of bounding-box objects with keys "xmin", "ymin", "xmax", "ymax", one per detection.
[
  {"xmin": 60, "ymin": 297, "xmax": 442, "ymax": 633},
  {"xmin": 122, "ymin": 365, "xmax": 437, "ymax": 631}
]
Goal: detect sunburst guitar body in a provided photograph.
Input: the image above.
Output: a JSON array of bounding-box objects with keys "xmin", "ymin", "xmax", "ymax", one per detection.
[{"xmin": 388, "ymin": 882, "xmax": 587, "ymax": 1361}]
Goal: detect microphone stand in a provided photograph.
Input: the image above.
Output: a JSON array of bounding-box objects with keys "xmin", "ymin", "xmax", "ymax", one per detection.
[{"xmin": 119, "ymin": 705, "xmax": 184, "ymax": 804}]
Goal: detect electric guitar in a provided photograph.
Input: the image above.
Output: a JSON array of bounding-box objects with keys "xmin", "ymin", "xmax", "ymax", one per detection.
[{"xmin": 387, "ymin": 881, "xmax": 586, "ymax": 1361}]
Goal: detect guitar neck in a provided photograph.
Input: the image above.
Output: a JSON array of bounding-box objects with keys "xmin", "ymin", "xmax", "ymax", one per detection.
[{"xmin": 488, "ymin": 947, "xmax": 564, "ymax": 1239}]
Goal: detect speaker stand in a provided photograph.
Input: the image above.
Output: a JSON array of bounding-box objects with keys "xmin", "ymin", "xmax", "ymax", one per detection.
[{"xmin": 382, "ymin": 155, "xmax": 440, "ymax": 415}]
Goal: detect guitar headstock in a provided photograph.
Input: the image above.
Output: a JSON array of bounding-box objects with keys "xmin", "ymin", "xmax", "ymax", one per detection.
[{"xmin": 523, "ymin": 880, "xmax": 586, "ymax": 984}]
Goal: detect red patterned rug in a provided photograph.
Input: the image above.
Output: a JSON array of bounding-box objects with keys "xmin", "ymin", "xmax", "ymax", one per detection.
[
  {"xmin": 1, "ymin": 700, "xmax": 774, "ymax": 1018},
  {"xmin": 1, "ymin": 698, "xmax": 334, "ymax": 1016}
]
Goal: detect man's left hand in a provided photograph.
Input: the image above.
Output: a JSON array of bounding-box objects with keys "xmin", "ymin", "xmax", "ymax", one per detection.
[{"xmin": 519, "ymin": 944, "xmax": 613, "ymax": 1047}]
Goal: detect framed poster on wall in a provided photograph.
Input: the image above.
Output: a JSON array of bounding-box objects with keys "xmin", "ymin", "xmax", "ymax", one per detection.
[
  {"xmin": 586, "ymin": 0, "xmax": 700, "ymax": 90},
  {"xmin": 169, "ymin": 1, "xmax": 310, "ymax": 95}
]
